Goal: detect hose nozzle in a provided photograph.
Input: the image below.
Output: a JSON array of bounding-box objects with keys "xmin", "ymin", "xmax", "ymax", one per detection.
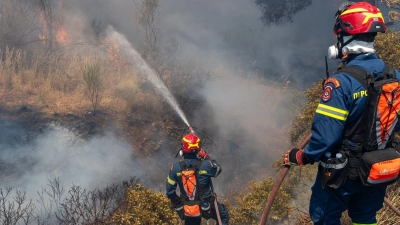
[{"xmin": 189, "ymin": 126, "xmax": 194, "ymax": 133}]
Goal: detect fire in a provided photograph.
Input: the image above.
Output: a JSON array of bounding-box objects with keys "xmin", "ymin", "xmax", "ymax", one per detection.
[
  {"xmin": 103, "ymin": 38, "xmax": 128, "ymax": 69},
  {"xmin": 55, "ymin": 22, "xmax": 71, "ymax": 44},
  {"xmin": 39, "ymin": 11, "xmax": 71, "ymax": 45}
]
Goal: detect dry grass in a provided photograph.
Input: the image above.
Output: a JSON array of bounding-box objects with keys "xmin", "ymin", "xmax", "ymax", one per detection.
[{"xmin": 0, "ymin": 46, "xmax": 140, "ymax": 117}]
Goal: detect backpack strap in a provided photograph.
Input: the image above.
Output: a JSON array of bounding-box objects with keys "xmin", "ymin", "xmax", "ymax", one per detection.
[
  {"xmin": 179, "ymin": 160, "xmax": 188, "ymax": 170},
  {"xmin": 179, "ymin": 159, "xmax": 203, "ymax": 171},
  {"xmin": 334, "ymin": 66, "xmax": 372, "ymax": 180},
  {"xmin": 334, "ymin": 65, "xmax": 373, "ymax": 89},
  {"xmin": 376, "ymin": 63, "xmax": 396, "ymax": 81},
  {"xmin": 194, "ymin": 160, "xmax": 203, "ymax": 170}
]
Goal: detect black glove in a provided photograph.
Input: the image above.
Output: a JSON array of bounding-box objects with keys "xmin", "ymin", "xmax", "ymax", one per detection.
[{"xmin": 282, "ymin": 148, "xmax": 312, "ymax": 166}]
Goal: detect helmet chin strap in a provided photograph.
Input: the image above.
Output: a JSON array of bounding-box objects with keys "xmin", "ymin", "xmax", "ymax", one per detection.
[
  {"xmin": 328, "ymin": 33, "xmax": 358, "ymax": 60},
  {"xmin": 337, "ymin": 33, "xmax": 357, "ymax": 59}
]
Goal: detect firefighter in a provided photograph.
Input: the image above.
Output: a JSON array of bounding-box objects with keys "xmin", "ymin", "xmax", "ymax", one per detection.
[
  {"xmin": 166, "ymin": 133, "xmax": 229, "ymax": 225},
  {"xmin": 282, "ymin": 2, "xmax": 400, "ymax": 225}
]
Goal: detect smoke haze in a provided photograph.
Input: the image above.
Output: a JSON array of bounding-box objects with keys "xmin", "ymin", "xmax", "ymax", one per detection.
[
  {"xmin": 1, "ymin": 0, "xmax": 397, "ymax": 198},
  {"xmin": 64, "ymin": 0, "xmax": 340, "ymax": 86},
  {"xmin": 0, "ymin": 120, "xmax": 142, "ymax": 198},
  {"xmin": 0, "ymin": 0, "xmax": 342, "ymax": 194}
]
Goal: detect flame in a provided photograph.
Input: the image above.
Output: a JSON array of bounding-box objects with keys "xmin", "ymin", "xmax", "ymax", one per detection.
[
  {"xmin": 103, "ymin": 38, "xmax": 128, "ymax": 69},
  {"xmin": 38, "ymin": 10, "xmax": 71, "ymax": 45},
  {"xmin": 55, "ymin": 22, "xmax": 71, "ymax": 44}
]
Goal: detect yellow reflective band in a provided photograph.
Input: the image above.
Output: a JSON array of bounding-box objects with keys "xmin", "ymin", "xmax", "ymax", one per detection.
[
  {"xmin": 341, "ymin": 8, "xmax": 369, "ymax": 16},
  {"xmin": 199, "ymin": 170, "xmax": 207, "ymax": 174},
  {"xmin": 362, "ymin": 12, "xmax": 384, "ymax": 24},
  {"xmin": 316, "ymin": 104, "xmax": 349, "ymax": 121},
  {"xmin": 167, "ymin": 176, "xmax": 176, "ymax": 185},
  {"xmin": 340, "ymin": 8, "xmax": 383, "ymax": 24},
  {"xmin": 176, "ymin": 172, "xmax": 181, "ymax": 176},
  {"xmin": 215, "ymin": 166, "xmax": 221, "ymax": 177},
  {"xmin": 352, "ymin": 223, "xmax": 377, "ymax": 225}
]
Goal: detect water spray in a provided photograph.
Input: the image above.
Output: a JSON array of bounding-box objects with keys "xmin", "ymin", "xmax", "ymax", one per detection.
[{"xmin": 107, "ymin": 27, "xmax": 190, "ymax": 127}]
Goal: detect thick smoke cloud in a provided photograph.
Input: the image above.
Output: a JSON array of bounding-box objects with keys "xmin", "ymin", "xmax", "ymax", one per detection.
[
  {"xmin": 0, "ymin": 119, "xmax": 143, "ymax": 198},
  {"xmin": 63, "ymin": 0, "xmax": 394, "ymax": 86},
  {"xmin": 64, "ymin": 0, "xmax": 340, "ymax": 87},
  {"xmin": 159, "ymin": 0, "xmax": 337, "ymax": 86}
]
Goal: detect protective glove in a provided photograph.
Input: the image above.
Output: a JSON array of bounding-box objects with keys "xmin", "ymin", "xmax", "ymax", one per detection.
[
  {"xmin": 198, "ymin": 150, "xmax": 210, "ymax": 159},
  {"xmin": 282, "ymin": 148, "xmax": 312, "ymax": 166}
]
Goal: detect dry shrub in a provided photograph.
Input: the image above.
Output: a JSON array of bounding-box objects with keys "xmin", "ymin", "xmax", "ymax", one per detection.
[
  {"xmin": 288, "ymin": 81, "xmax": 321, "ymax": 145},
  {"xmin": 81, "ymin": 57, "xmax": 104, "ymax": 114},
  {"xmin": 389, "ymin": 10, "xmax": 400, "ymax": 21},
  {"xmin": 375, "ymin": 30, "xmax": 400, "ymax": 70},
  {"xmin": 228, "ymin": 178, "xmax": 289, "ymax": 225},
  {"xmin": 110, "ymin": 183, "xmax": 180, "ymax": 225},
  {"xmin": 377, "ymin": 182, "xmax": 400, "ymax": 225}
]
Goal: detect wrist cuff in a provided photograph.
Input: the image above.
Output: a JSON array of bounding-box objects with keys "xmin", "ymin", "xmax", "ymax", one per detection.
[{"xmin": 302, "ymin": 153, "xmax": 314, "ymax": 165}]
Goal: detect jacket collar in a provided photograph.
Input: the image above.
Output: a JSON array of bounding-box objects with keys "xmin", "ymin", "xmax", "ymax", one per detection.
[{"xmin": 183, "ymin": 154, "xmax": 198, "ymax": 159}]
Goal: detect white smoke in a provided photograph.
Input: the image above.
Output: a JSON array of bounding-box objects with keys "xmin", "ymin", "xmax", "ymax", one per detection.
[{"xmin": 0, "ymin": 122, "xmax": 142, "ymax": 198}]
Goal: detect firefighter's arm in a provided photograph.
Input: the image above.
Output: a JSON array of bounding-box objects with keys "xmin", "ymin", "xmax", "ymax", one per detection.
[
  {"xmin": 166, "ymin": 164, "xmax": 180, "ymax": 205},
  {"xmin": 202, "ymin": 159, "xmax": 222, "ymax": 177},
  {"xmin": 304, "ymin": 75, "xmax": 350, "ymax": 162}
]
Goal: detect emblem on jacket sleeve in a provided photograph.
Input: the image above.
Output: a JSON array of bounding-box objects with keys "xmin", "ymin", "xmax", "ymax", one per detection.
[
  {"xmin": 321, "ymin": 77, "xmax": 340, "ymax": 102},
  {"xmin": 322, "ymin": 84, "xmax": 333, "ymax": 102},
  {"xmin": 324, "ymin": 77, "xmax": 341, "ymax": 88}
]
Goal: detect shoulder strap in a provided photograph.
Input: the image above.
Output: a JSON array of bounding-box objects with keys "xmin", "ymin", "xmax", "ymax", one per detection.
[
  {"xmin": 334, "ymin": 65, "xmax": 372, "ymax": 89},
  {"xmin": 195, "ymin": 160, "xmax": 203, "ymax": 170},
  {"xmin": 179, "ymin": 160, "xmax": 203, "ymax": 171},
  {"xmin": 375, "ymin": 63, "xmax": 396, "ymax": 81},
  {"xmin": 179, "ymin": 160, "xmax": 188, "ymax": 170}
]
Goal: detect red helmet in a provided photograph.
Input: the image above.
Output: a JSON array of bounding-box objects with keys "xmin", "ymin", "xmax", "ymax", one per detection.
[
  {"xmin": 333, "ymin": 2, "xmax": 386, "ymax": 35},
  {"xmin": 181, "ymin": 133, "xmax": 201, "ymax": 154}
]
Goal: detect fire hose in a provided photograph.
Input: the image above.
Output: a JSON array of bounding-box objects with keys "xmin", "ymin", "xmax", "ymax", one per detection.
[{"xmin": 259, "ymin": 133, "xmax": 400, "ymax": 225}]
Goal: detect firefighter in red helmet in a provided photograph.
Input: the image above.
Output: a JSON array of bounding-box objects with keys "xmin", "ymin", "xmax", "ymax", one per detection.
[
  {"xmin": 282, "ymin": 2, "xmax": 400, "ymax": 225},
  {"xmin": 166, "ymin": 133, "xmax": 229, "ymax": 225}
]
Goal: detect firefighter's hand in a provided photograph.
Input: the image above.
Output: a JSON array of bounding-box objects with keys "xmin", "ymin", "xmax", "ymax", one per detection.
[
  {"xmin": 282, "ymin": 148, "xmax": 311, "ymax": 166},
  {"xmin": 198, "ymin": 150, "xmax": 210, "ymax": 159}
]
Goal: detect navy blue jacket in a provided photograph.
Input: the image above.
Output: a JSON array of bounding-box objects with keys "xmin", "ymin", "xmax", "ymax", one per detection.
[
  {"xmin": 304, "ymin": 53, "xmax": 400, "ymax": 162},
  {"xmin": 166, "ymin": 154, "xmax": 222, "ymax": 200}
]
